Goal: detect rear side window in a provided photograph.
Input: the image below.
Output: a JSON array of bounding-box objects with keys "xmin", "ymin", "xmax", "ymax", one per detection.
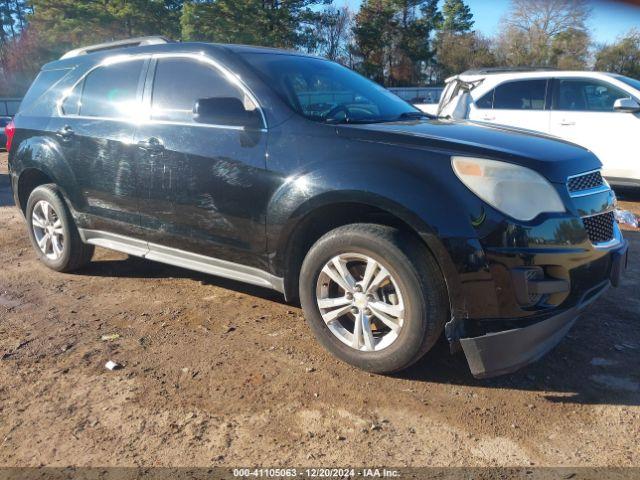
[
  {"xmin": 556, "ymin": 79, "xmax": 630, "ymax": 112},
  {"xmin": 492, "ymin": 80, "xmax": 547, "ymax": 110},
  {"xmin": 151, "ymin": 58, "xmax": 250, "ymax": 123},
  {"xmin": 79, "ymin": 59, "xmax": 145, "ymax": 118},
  {"xmin": 20, "ymin": 68, "xmax": 72, "ymax": 114}
]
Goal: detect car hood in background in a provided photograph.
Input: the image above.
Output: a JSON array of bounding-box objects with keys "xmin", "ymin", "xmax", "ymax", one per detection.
[{"xmin": 336, "ymin": 119, "xmax": 600, "ymax": 184}]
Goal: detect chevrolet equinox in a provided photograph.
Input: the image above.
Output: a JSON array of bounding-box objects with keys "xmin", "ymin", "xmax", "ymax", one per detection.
[{"xmin": 7, "ymin": 37, "xmax": 629, "ymax": 378}]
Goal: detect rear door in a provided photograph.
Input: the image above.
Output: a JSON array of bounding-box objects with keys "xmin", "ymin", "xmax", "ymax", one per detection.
[
  {"xmin": 49, "ymin": 57, "xmax": 148, "ymax": 237},
  {"xmin": 470, "ymin": 79, "xmax": 551, "ymax": 134},
  {"xmin": 549, "ymin": 77, "xmax": 639, "ymax": 181},
  {"xmin": 133, "ymin": 55, "xmax": 270, "ymax": 268}
]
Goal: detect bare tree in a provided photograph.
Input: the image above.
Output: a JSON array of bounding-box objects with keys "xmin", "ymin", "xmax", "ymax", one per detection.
[
  {"xmin": 323, "ymin": 6, "xmax": 353, "ymax": 63},
  {"xmin": 302, "ymin": 6, "xmax": 353, "ymax": 65},
  {"xmin": 495, "ymin": 0, "xmax": 591, "ymax": 67},
  {"xmin": 506, "ymin": 0, "xmax": 590, "ymax": 37}
]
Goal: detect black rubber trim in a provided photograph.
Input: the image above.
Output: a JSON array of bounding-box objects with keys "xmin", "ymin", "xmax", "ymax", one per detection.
[
  {"xmin": 460, "ymin": 306, "xmax": 580, "ymax": 379},
  {"xmin": 459, "ymin": 239, "xmax": 629, "ymax": 379}
]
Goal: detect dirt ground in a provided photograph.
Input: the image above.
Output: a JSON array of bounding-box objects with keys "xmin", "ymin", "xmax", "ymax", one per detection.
[{"xmin": 0, "ymin": 151, "xmax": 639, "ymax": 468}]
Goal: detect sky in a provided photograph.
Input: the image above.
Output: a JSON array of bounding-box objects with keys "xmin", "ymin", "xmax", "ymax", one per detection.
[{"xmin": 337, "ymin": 0, "xmax": 640, "ymax": 45}]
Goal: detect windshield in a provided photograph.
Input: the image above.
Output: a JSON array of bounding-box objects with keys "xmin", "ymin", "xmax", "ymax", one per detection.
[
  {"xmin": 611, "ymin": 74, "xmax": 640, "ymax": 92},
  {"xmin": 241, "ymin": 53, "xmax": 424, "ymax": 124}
]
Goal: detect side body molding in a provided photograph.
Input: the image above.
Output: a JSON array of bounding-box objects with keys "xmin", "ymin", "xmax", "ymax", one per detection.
[{"xmin": 78, "ymin": 229, "xmax": 285, "ymax": 293}]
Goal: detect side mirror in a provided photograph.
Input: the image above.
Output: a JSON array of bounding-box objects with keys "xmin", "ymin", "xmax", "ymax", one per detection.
[
  {"xmin": 193, "ymin": 97, "xmax": 262, "ymax": 128},
  {"xmin": 614, "ymin": 97, "xmax": 640, "ymax": 113}
]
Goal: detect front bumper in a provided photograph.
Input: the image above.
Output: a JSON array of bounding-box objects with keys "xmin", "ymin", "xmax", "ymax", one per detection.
[{"xmin": 459, "ymin": 240, "xmax": 629, "ymax": 378}]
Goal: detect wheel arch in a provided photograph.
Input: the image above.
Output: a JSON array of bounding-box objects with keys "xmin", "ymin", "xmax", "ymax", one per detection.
[
  {"xmin": 11, "ymin": 136, "xmax": 78, "ymax": 214},
  {"xmin": 16, "ymin": 168, "xmax": 55, "ymax": 213},
  {"xmin": 273, "ymin": 191, "xmax": 462, "ymax": 312}
]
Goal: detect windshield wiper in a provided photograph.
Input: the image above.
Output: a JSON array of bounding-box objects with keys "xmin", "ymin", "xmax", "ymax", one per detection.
[
  {"xmin": 324, "ymin": 117, "xmax": 386, "ymax": 125},
  {"xmin": 396, "ymin": 111, "xmax": 436, "ymax": 120}
]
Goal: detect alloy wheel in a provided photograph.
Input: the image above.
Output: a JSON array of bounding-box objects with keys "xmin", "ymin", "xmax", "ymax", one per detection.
[
  {"xmin": 315, "ymin": 253, "xmax": 405, "ymax": 352},
  {"xmin": 31, "ymin": 200, "xmax": 64, "ymax": 261}
]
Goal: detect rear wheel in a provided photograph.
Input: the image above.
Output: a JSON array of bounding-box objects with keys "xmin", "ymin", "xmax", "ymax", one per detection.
[
  {"xmin": 299, "ymin": 224, "xmax": 448, "ymax": 374},
  {"xmin": 25, "ymin": 184, "xmax": 94, "ymax": 272}
]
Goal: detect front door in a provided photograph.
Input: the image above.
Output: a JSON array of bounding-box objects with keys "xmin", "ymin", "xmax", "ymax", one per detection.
[
  {"xmin": 134, "ymin": 56, "xmax": 271, "ymax": 269},
  {"xmin": 549, "ymin": 77, "xmax": 639, "ymax": 181}
]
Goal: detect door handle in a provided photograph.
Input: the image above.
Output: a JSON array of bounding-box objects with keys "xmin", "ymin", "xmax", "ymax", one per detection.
[
  {"xmin": 137, "ymin": 137, "xmax": 165, "ymax": 154},
  {"xmin": 56, "ymin": 125, "xmax": 74, "ymax": 141},
  {"xmin": 559, "ymin": 120, "xmax": 576, "ymax": 126}
]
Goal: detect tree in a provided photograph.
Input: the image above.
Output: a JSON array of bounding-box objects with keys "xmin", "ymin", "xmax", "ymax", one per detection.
[
  {"xmin": 550, "ymin": 27, "xmax": 589, "ymax": 69},
  {"xmin": 106, "ymin": 0, "xmax": 182, "ymax": 39},
  {"xmin": 0, "ymin": 0, "xmax": 183, "ymax": 95},
  {"xmin": 439, "ymin": 0, "xmax": 473, "ymax": 33},
  {"xmin": 352, "ymin": 0, "xmax": 440, "ymax": 86},
  {"xmin": 352, "ymin": 0, "xmax": 396, "ymax": 83},
  {"xmin": 394, "ymin": 0, "xmax": 441, "ymax": 85},
  {"xmin": 595, "ymin": 29, "xmax": 640, "ymax": 78},
  {"xmin": 432, "ymin": 0, "xmax": 476, "ymax": 82},
  {"xmin": 0, "ymin": 26, "xmax": 49, "ymax": 95},
  {"xmin": 0, "ymin": 1, "xmax": 35, "ymax": 95},
  {"xmin": 495, "ymin": 0, "xmax": 591, "ymax": 67},
  {"xmin": 180, "ymin": 0, "xmax": 330, "ymax": 49},
  {"xmin": 302, "ymin": 6, "xmax": 353, "ymax": 64},
  {"xmin": 435, "ymin": 31, "xmax": 496, "ymax": 80},
  {"xmin": 28, "ymin": 0, "xmax": 182, "ymax": 58}
]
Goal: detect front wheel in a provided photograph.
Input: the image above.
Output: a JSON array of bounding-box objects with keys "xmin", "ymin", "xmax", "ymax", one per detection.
[
  {"xmin": 25, "ymin": 184, "xmax": 94, "ymax": 272},
  {"xmin": 299, "ymin": 224, "xmax": 448, "ymax": 374}
]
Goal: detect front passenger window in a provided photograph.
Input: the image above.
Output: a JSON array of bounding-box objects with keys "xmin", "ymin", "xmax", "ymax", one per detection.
[
  {"xmin": 151, "ymin": 58, "xmax": 257, "ymax": 124},
  {"xmin": 556, "ymin": 79, "xmax": 630, "ymax": 112}
]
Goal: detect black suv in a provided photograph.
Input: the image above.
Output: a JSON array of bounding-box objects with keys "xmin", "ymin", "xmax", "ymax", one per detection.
[{"xmin": 7, "ymin": 37, "xmax": 628, "ymax": 378}]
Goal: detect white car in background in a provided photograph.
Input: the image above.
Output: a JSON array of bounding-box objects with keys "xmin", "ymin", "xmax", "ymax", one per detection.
[{"xmin": 431, "ymin": 69, "xmax": 640, "ymax": 188}]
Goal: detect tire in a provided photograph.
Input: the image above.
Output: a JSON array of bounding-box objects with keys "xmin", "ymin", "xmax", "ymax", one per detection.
[
  {"xmin": 25, "ymin": 184, "xmax": 94, "ymax": 272},
  {"xmin": 299, "ymin": 223, "xmax": 448, "ymax": 374}
]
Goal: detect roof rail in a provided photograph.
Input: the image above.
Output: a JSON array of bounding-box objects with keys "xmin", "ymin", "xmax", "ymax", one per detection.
[
  {"xmin": 60, "ymin": 36, "xmax": 172, "ymax": 60},
  {"xmin": 461, "ymin": 67, "xmax": 559, "ymax": 75}
]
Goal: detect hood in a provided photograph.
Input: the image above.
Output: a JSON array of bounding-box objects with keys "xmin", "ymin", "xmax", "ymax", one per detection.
[{"xmin": 336, "ymin": 119, "xmax": 600, "ymax": 184}]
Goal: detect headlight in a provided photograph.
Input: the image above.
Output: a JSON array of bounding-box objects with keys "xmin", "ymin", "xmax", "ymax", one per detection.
[{"xmin": 452, "ymin": 156, "xmax": 565, "ymax": 221}]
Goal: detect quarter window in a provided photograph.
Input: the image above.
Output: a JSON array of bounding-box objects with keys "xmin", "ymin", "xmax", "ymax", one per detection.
[
  {"xmin": 556, "ymin": 79, "xmax": 630, "ymax": 112},
  {"xmin": 476, "ymin": 89, "xmax": 494, "ymax": 109},
  {"xmin": 492, "ymin": 80, "xmax": 547, "ymax": 110},
  {"xmin": 151, "ymin": 58, "xmax": 255, "ymax": 123},
  {"xmin": 61, "ymin": 80, "xmax": 82, "ymax": 115},
  {"xmin": 79, "ymin": 59, "xmax": 145, "ymax": 118}
]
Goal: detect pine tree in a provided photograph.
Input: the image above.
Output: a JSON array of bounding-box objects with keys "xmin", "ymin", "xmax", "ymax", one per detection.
[
  {"xmin": 28, "ymin": 0, "xmax": 181, "ymax": 58},
  {"xmin": 353, "ymin": 0, "xmax": 440, "ymax": 85},
  {"xmin": 180, "ymin": 0, "xmax": 330, "ymax": 48},
  {"xmin": 352, "ymin": 0, "xmax": 396, "ymax": 83},
  {"xmin": 439, "ymin": 0, "xmax": 474, "ymax": 33}
]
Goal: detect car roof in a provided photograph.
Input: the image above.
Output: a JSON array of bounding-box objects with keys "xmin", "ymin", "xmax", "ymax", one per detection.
[
  {"xmin": 450, "ymin": 70, "xmax": 624, "ymax": 84},
  {"xmin": 44, "ymin": 40, "xmax": 320, "ymax": 70}
]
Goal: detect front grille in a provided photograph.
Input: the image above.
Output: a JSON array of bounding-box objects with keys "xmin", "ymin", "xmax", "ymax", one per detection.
[
  {"xmin": 568, "ymin": 171, "xmax": 604, "ymax": 193},
  {"xmin": 582, "ymin": 211, "xmax": 615, "ymax": 244}
]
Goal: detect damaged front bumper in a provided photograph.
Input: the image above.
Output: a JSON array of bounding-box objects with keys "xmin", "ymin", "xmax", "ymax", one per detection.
[{"xmin": 458, "ymin": 241, "xmax": 629, "ymax": 379}]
